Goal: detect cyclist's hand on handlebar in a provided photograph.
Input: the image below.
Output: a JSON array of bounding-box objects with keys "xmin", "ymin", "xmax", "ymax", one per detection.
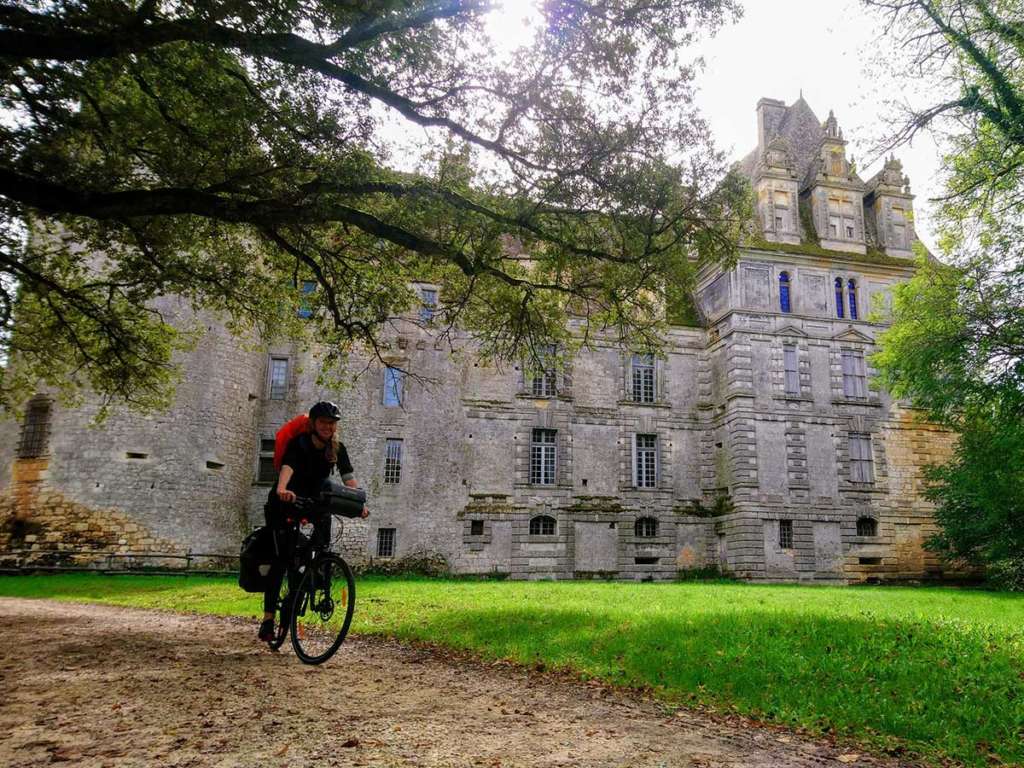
[{"xmin": 277, "ymin": 489, "xmax": 297, "ymax": 504}]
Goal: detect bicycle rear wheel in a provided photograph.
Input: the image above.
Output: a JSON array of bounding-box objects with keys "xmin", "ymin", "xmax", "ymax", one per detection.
[{"xmin": 290, "ymin": 553, "xmax": 355, "ymax": 664}]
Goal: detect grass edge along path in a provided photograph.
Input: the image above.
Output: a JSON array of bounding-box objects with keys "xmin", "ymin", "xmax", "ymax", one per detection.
[{"xmin": 1, "ymin": 574, "xmax": 1022, "ymax": 767}]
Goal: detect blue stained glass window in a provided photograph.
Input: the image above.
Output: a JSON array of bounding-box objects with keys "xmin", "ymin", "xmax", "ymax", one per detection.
[
  {"xmin": 848, "ymin": 279, "xmax": 858, "ymax": 320},
  {"xmin": 779, "ymin": 272, "xmax": 791, "ymax": 313},
  {"xmin": 835, "ymin": 278, "xmax": 844, "ymax": 319}
]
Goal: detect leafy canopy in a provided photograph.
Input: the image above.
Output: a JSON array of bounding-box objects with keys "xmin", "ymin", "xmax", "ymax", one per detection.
[
  {"xmin": 867, "ymin": 0, "xmax": 1024, "ymax": 577},
  {"xmin": 0, "ymin": 0, "xmax": 747, "ymax": 411}
]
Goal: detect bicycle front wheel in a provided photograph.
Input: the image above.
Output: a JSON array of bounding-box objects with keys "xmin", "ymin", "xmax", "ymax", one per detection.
[{"xmin": 290, "ymin": 553, "xmax": 356, "ymax": 664}]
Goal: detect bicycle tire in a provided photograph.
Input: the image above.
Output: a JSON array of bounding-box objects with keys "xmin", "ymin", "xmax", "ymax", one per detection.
[
  {"xmin": 268, "ymin": 571, "xmax": 295, "ymax": 651},
  {"xmin": 290, "ymin": 553, "xmax": 355, "ymax": 665}
]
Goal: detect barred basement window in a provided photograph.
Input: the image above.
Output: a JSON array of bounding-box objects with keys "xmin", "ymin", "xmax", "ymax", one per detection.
[
  {"xmin": 529, "ymin": 515, "xmax": 556, "ymax": 536},
  {"xmin": 778, "ymin": 519, "xmax": 794, "ymax": 549},
  {"xmin": 530, "ymin": 428, "xmax": 557, "ymax": 485},
  {"xmin": 470, "ymin": 520, "xmax": 484, "ymax": 536},
  {"xmin": 857, "ymin": 517, "xmax": 878, "ymax": 537},
  {"xmin": 377, "ymin": 528, "xmax": 396, "ymax": 558},
  {"xmin": 631, "ymin": 354, "xmax": 655, "ymax": 403},
  {"xmin": 257, "ymin": 436, "xmax": 276, "ymax": 483},
  {"xmin": 384, "ymin": 438, "xmax": 403, "ymax": 484},
  {"xmin": 18, "ymin": 396, "xmax": 51, "ymax": 458},
  {"xmin": 633, "ymin": 434, "xmax": 657, "ymax": 488},
  {"xmin": 269, "ymin": 357, "xmax": 289, "ymax": 400},
  {"xmin": 635, "ymin": 517, "xmax": 658, "ymax": 538},
  {"xmin": 783, "ymin": 344, "xmax": 799, "ymax": 395}
]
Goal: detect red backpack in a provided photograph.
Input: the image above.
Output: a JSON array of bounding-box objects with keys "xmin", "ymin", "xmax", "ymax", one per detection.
[{"xmin": 273, "ymin": 414, "xmax": 310, "ymax": 471}]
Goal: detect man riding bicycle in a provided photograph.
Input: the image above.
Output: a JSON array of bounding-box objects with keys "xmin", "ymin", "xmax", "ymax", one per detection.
[{"xmin": 259, "ymin": 400, "xmax": 368, "ymax": 642}]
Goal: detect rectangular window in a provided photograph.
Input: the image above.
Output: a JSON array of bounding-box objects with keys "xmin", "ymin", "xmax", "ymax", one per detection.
[
  {"xmin": 419, "ymin": 287, "xmax": 438, "ymax": 323},
  {"xmin": 383, "ymin": 366, "xmax": 404, "ymax": 407},
  {"xmin": 530, "ymin": 428, "xmax": 557, "ymax": 485},
  {"xmin": 779, "ymin": 519, "xmax": 794, "ymax": 549},
  {"xmin": 829, "ymin": 215, "xmax": 840, "ymax": 238},
  {"xmin": 634, "ymin": 434, "xmax": 657, "ymax": 488},
  {"xmin": 783, "ymin": 345, "xmax": 800, "ymax": 395},
  {"xmin": 841, "ymin": 350, "xmax": 867, "ymax": 398},
  {"xmin": 257, "ymin": 436, "xmax": 276, "ymax": 483},
  {"xmin": 892, "ymin": 207, "xmax": 907, "ymax": 248},
  {"xmin": 269, "ymin": 357, "xmax": 288, "ymax": 400},
  {"xmin": 849, "ymin": 433, "xmax": 875, "ymax": 483},
  {"xmin": 377, "ymin": 528, "xmax": 396, "ymax": 558},
  {"xmin": 383, "ymin": 438, "xmax": 402, "ymax": 484},
  {"xmin": 297, "ymin": 280, "xmax": 316, "ymax": 319},
  {"xmin": 775, "ymin": 215, "xmax": 784, "ymax": 230},
  {"xmin": 631, "ymin": 354, "xmax": 655, "ymax": 403},
  {"xmin": 531, "ymin": 346, "xmax": 557, "ymax": 397}
]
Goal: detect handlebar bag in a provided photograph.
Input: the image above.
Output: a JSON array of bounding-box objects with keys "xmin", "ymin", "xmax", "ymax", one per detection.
[
  {"xmin": 238, "ymin": 525, "xmax": 276, "ymax": 593},
  {"xmin": 319, "ymin": 478, "xmax": 367, "ymax": 518}
]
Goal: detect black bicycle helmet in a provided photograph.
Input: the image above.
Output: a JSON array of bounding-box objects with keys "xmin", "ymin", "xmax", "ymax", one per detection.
[{"xmin": 308, "ymin": 400, "xmax": 342, "ymax": 421}]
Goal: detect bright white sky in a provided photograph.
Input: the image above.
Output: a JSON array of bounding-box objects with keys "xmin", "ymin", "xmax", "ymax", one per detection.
[{"xmin": 481, "ymin": 0, "xmax": 945, "ymax": 249}]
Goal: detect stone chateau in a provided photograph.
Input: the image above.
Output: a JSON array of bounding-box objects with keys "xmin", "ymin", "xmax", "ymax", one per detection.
[{"xmin": 0, "ymin": 97, "xmax": 956, "ymax": 582}]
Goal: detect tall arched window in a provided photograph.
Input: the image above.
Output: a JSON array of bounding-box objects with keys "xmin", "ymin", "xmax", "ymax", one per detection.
[
  {"xmin": 834, "ymin": 278, "xmax": 845, "ymax": 319},
  {"xmin": 779, "ymin": 272, "xmax": 791, "ymax": 313},
  {"xmin": 847, "ymin": 279, "xmax": 858, "ymax": 320}
]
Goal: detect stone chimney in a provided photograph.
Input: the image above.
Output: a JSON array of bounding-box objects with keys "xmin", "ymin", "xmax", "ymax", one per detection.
[{"xmin": 756, "ymin": 98, "xmax": 787, "ymax": 154}]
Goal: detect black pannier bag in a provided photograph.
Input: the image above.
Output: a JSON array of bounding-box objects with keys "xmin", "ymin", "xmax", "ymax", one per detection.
[
  {"xmin": 238, "ymin": 525, "xmax": 277, "ymax": 593},
  {"xmin": 319, "ymin": 478, "xmax": 367, "ymax": 518}
]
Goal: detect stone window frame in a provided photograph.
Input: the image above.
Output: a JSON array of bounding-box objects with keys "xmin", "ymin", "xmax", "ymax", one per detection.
[
  {"xmin": 529, "ymin": 514, "xmax": 556, "ymax": 536},
  {"xmin": 18, "ymin": 394, "xmax": 52, "ymax": 459},
  {"xmin": 890, "ymin": 205, "xmax": 908, "ymax": 250},
  {"xmin": 632, "ymin": 433, "xmax": 659, "ymax": 489},
  {"xmin": 856, "ymin": 516, "xmax": 878, "ymax": 537},
  {"xmin": 383, "ymin": 365, "xmax": 405, "ymax": 407},
  {"xmin": 848, "ymin": 433, "xmax": 875, "ymax": 484},
  {"xmin": 634, "ymin": 516, "xmax": 658, "ymax": 538},
  {"xmin": 783, "ymin": 343, "xmax": 800, "ymax": 395},
  {"xmin": 417, "ymin": 284, "xmax": 439, "ymax": 324},
  {"xmin": 778, "ymin": 519, "xmax": 794, "ymax": 549},
  {"xmin": 256, "ymin": 433, "xmax": 276, "ymax": 484},
  {"xmin": 383, "ymin": 438, "xmax": 403, "ymax": 484},
  {"xmin": 840, "ymin": 348, "xmax": 868, "ymax": 399},
  {"xmin": 630, "ymin": 353, "xmax": 656, "ymax": 403},
  {"xmin": 376, "ymin": 527, "xmax": 397, "ymax": 558},
  {"xmin": 770, "ymin": 187, "xmax": 794, "ymax": 235},
  {"xmin": 529, "ymin": 428, "xmax": 557, "ymax": 485},
  {"xmin": 518, "ymin": 345, "xmax": 573, "ymax": 400},
  {"xmin": 267, "ymin": 356, "xmax": 289, "ymax": 401},
  {"xmin": 621, "ymin": 351, "xmax": 666, "ymax": 405},
  {"xmin": 827, "ymin": 195, "xmax": 859, "ymax": 243},
  {"xmin": 779, "ymin": 271, "xmax": 792, "ymax": 313}
]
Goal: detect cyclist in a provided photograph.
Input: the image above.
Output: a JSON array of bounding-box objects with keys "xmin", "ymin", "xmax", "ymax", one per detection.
[{"xmin": 259, "ymin": 400, "xmax": 368, "ymax": 642}]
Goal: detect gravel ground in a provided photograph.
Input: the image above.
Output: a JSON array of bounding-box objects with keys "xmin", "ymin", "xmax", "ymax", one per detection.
[{"xmin": 0, "ymin": 598, "xmax": 916, "ymax": 768}]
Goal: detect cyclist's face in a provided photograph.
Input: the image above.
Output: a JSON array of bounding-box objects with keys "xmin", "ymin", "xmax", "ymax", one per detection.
[{"xmin": 313, "ymin": 416, "xmax": 338, "ymax": 441}]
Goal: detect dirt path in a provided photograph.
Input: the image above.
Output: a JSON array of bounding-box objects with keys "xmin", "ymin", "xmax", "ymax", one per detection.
[{"xmin": 0, "ymin": 598, "xmax": 915, "ymax": 768}]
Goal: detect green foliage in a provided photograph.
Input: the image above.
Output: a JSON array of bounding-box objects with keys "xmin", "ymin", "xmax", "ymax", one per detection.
[
  {"xmin": 0, "ymin": 0, "xmax": 747, "ymax": 412},
  {"xmin": 868, "ymin": 0, "xmax": 1024, "ymax": 578},
  {"xmin": 5, "ymin": 574, "xmax": 1024, "ymax": 766}
]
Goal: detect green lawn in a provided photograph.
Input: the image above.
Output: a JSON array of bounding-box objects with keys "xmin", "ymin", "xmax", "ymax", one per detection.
[{"xmin": 2, "ymin": 574, "xmax": 1022, "ymax": 766}]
